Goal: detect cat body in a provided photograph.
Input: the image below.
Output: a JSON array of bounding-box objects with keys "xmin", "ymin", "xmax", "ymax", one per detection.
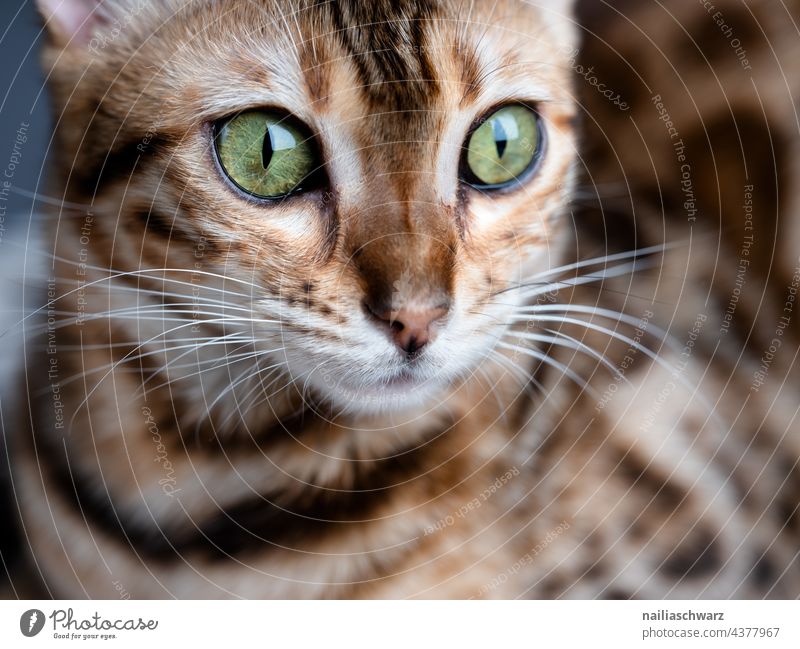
[{"xmin": 11, "ymin": 0, "xmax": 800, "ymax": 598}]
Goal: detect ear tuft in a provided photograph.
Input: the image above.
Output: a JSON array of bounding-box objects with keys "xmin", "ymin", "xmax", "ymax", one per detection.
[{"xmin": 36, "ymin": 0, "xmax": 108, "ymax": 48}]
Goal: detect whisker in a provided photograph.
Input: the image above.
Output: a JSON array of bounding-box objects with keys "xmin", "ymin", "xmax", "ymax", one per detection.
[
  {"xmin": 488, "ymin": 349, "xmax": 549, "ymax": 400},
  {"xmin": 35, "ymin": 334, "xmax": 254, "ymax": 352},
  {"xmin": 29, "ymin": 276, "xmax": 255, "ymax": 307},
  {"xmin": 43, "ymin": 335, "xmax": 258, "ymax": 393},
  {"xmin": 496, "ymin": 341, "xmax": 596, "ymax": 396},
  {"xmin": 512, "ymin": 314, "xmax": 719, "ymax": 423},
  {"xmin": 3, "ymin": 264, "xmax": 282, "ymax": 338},
  {"xmin": 21, "ymin": 309, "xmax": 279, "ymax": 337},
  {"xmin": 520, "ymin": 304, "xmax": 674, "ymax": 348},
  {"xmin": 503, "ymin": 259, "xmax": 657, "ymax": 305},
  {"xmin": 8, "ymin": 186, "xmax": 96, "ymax": 210},
  {"xmin": 140, "ymin": 346, "xmax": 284, "ymax": 398},
  {"xmin": 213, "ymin": 365, "xmax": 289, "ymax": 434},
  {"xmin": 203, "ymin": 357, "xmax": 289, "ymax": 417},
  {"xmin": 512, "ymin": 329, "xmax": 627, "ymax": 382},
  {"xmin": 132, "ymin": 333, "xmax": 263, "ymax": 394},
  {"xmin": 65, "ymin": 316, "xmax": 280, "ymax": 430},
  {"xmin": 492, "ymin": 243, "xmax": 671, "ymax": 298}
]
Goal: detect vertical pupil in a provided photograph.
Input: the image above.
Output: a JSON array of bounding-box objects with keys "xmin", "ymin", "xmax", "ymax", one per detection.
[
  {"xmin": 261, "ymin": 124, "xmax": 275, "ymax": 169},
  {"xmin": 492, "ymin": 118, "xmax": 508, "ymax": 159}
]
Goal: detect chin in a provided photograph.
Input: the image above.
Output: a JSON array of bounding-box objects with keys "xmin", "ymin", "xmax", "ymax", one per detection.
[{"xmin": 304, "ymin": 366, "xmax": 453, "ymax": 417}]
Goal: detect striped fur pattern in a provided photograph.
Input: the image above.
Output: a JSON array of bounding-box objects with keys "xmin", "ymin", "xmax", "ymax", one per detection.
[{"xmin": 10, "ymin": 0, "xmax": 800, "ymax": 598}]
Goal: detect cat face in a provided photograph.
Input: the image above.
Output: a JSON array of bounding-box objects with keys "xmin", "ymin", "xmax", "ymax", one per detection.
[{"xmin": 41, "ymin": 0, "xmax": 577, "ymax": 416}]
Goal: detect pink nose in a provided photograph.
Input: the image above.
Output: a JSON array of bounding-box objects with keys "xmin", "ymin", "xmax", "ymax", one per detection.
[{"xmin": 366, "ymin": 302, "xmax": 450, "ymax": 356}]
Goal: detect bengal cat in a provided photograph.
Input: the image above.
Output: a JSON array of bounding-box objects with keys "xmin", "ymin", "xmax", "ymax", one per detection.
[{"xmin": 5, "ymin": 0, "xmax": 799, "ymax": 598}]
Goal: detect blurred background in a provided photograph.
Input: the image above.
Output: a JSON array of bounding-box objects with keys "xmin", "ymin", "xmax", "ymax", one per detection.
[
  {"xmin": 0, "ymin": 0, "xmax": 50, "ymax": 594},
  {"xmin": 0, "ymin": 1, "xmax": 50, "ymax": 221},
  {"xmin": 0, "ymin": 0, "xmax": 50, "ymax": 366}
]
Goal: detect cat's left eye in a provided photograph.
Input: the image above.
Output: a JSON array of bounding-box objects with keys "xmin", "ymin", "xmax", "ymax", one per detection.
[
  {"xmin": 462, "ymin": 105, "xmax": 542, "ymax": 190},
  {"xmin": 214, "ymin": 110, "xmax": 320, "ymax": 199}
]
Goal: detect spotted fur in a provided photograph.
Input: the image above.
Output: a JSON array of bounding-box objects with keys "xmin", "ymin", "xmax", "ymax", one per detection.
[{"xmin": 7, "ymin": 0, "xmax": 800, "ymax": 598}]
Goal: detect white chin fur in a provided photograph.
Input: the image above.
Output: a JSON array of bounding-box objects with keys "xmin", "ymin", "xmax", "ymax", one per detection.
[{"xmin": 301, "ymin": 369, "xmax": 449, "ymax": 416}]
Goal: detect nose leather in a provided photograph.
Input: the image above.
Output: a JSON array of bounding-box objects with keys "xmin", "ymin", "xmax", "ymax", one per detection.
[{"xmin": 367, "ymin": 302, "xmax": 450, "ymax": 355}]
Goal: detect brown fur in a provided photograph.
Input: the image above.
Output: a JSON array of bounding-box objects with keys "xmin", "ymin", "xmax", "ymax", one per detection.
[{"xmin": 10, "ymin": 0, "xmax": 800, "ymax": 598}]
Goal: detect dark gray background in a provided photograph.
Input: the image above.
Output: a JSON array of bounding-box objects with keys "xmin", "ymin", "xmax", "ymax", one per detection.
[
  {"xmin": 1, "ymin": 0, "xmax": 51, "ymax": 231},
  {"xmin": 0, "ymin": 1, "xmax": 49, "ymax": 584}
]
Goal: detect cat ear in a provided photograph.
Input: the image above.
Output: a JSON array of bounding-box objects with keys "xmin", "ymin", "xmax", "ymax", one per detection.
[{"xmin": 36, "ymin": 0, "xmax": 109, "ymax": 48}]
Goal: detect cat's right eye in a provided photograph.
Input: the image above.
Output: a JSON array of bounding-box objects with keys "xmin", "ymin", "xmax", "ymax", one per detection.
[{"xmin": 214, "ymin": 110, "xmax": 320, "ymax": 199}]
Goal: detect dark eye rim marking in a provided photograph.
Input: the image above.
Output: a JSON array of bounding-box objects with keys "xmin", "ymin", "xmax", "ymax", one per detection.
[
  {"xmin": 459, "ymin": 101, "xmax": 547, "ymax": 193},
  {"xmin": 211, "ymin": 108, "xmax": 329, "ymax": 204}
]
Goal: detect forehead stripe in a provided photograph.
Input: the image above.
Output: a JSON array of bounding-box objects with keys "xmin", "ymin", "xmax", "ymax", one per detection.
[{"xmin": 322, "ymin": 0, "xmax": 441, "ymax": 108}]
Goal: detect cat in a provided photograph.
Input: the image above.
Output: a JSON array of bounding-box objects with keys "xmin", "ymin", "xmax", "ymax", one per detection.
[{"xmin": 7, "ymin": 0, "xmax": 799, "ymax": 598}]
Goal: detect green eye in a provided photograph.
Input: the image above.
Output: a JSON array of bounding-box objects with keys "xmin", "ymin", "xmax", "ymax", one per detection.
[
  {"xmin": 464, "ymin": 105, "xmax": 542, "ymax": 188},
  {"xmin": 215, "ymin": 110, "xmax": 319, "ymax": 199}
]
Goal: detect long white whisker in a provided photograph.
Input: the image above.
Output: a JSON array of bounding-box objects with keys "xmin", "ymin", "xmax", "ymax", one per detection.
[
  {"xmin": 133, "ymin": 333, "xmax": 263, "ymax": 394},
  {"xmin": 32, "ymin": 276, "xmax": 254, "ymax": 308},
  {"xmin": 22, "ymin": 308, "xmax": 279, "ymax": 337},
  {"xmin": 5, "ymin": 266, "xmax": 276, "ymax": 338},
  {"xmin": 8, "ymin": 186, "xmax": 95, "ymax": 210},
  {"xmin": 211, "ymin": 365, "xmax": 291, "ymax": 436},
  {"xmin": 46, "ymin": 335, "xmax": 258, "ymax": 392},
  {"xmin": 514, "ymin": 259, "xmax": 654, "ymax": 302},
  {"xmin": 204, "ymin": 358, "xmax": 289, "ymax": 421},
  {"xmin": 140, "ymin": 347, "xmax": 284, "ymax": 397},
  {"xmin": 488, "ymin": 349, "xmax": 550, "ymax": 399},
  {"xmin": 494, "ymin": 243, "xmax": 671, "ymax": 297},
  {"xmin": 512, "ymin": 329, "xmax": 627, "ymax": 382},
  {"xmin": 65, "ymin": 316, "xmax": 279, "ymax": 430},
  {"xmin": 34, "ymin": 333, "xmax": 254, "ymax": 352},
  {"xmin": 496, "ymin": 341, "xmax": 595, "ymax": 396},
  {"xmin": 517, "ymin": 304, "xmax": 676, "ymax": 351},
  {"xmin": 515, "ymin": 314, "xmax": 717, "ymax": 423}
]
